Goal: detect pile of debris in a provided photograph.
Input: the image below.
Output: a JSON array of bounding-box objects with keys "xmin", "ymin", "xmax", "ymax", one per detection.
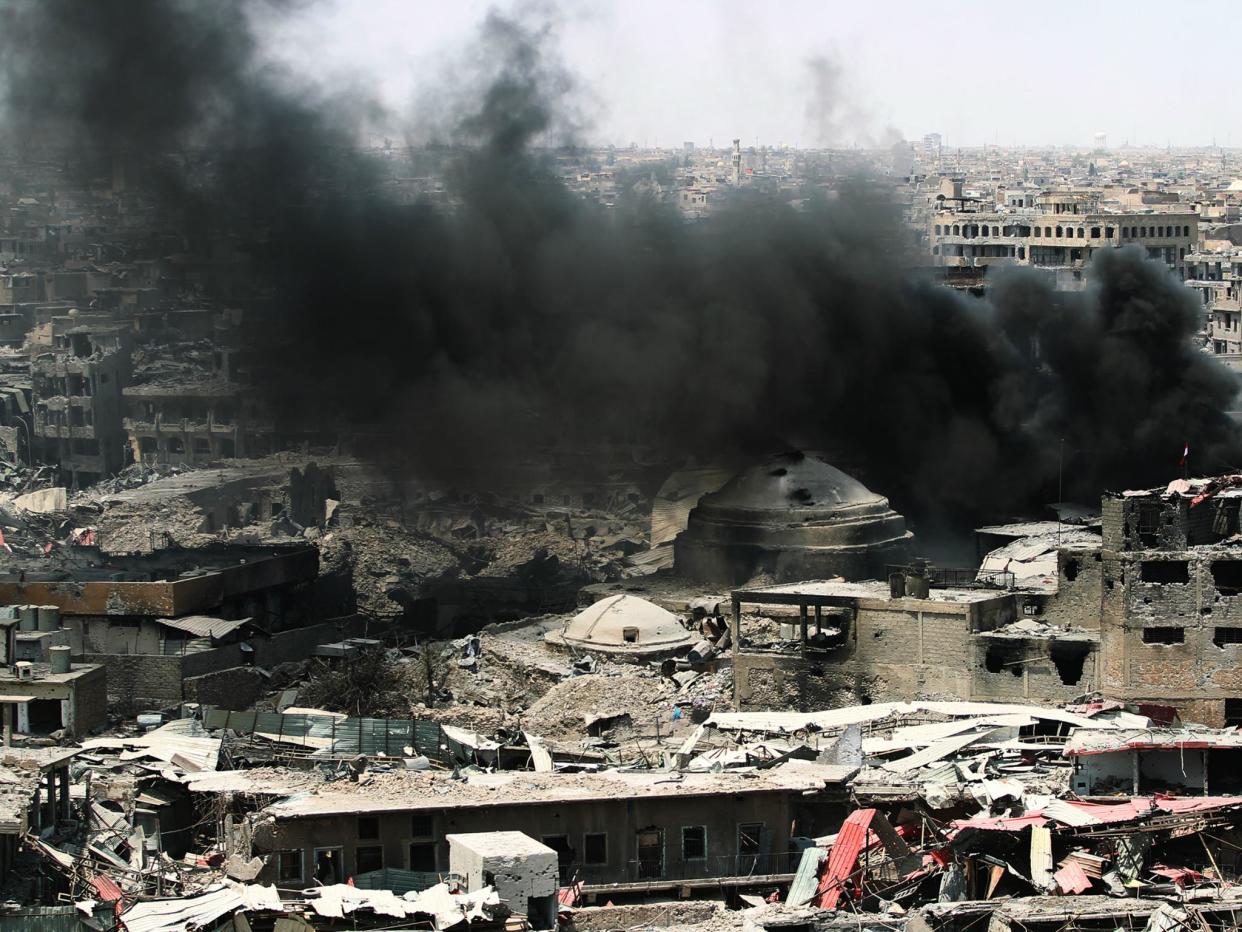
[{"xmin": 87, "ymin": 461, "xmax": 200, "ymax": 496}]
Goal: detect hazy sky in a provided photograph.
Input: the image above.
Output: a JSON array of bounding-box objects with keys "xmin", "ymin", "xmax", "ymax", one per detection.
[{"xmin": 263, "ymin": 0, "xmax": 1241, "ymax": 149}]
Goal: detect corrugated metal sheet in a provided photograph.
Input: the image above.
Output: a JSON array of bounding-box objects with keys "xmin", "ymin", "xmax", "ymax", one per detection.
[
  {"xmin": 786, "ymin": 847, "xmax": 826, "ymax": 907},
  {"xmin": 119, "ymin": 885, "xmax": 243, "ymax": 932},
  {"xmin": 0, "ymin": 904, "xmax": 109, "ymax": 932},
  {"xmin": 91, "ymin": 874, "xmax": 123, "ymax": 902},
  {"xmin": 815, "ymin": 809, "xmax": 875, "ymax": 909},
  {"xmin": 155, "ymin": 616, "xmax": 249, "ymax": 639},
  {"xmin": 1053, "ymin": 860, "xmax": 1092, "ymax": 894},
  {"xmin": 202, "ymin": 707, "xmax": 451, "ymax": 763},
  {"xmin": 353, "ymin": 868, "xmax": 462, "ymax": 895},
  {"xmin": 1029, "ymin": 825, "xmax": 1053, "ymax": 889}
]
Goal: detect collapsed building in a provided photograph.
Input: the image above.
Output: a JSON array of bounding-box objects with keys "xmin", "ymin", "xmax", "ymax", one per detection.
[
  {"xmin": 29, "ymin": 320, "xmax": 131, "ymax": 488},
  {"xmin": 0, "ymin": 545, "xmax": 323, "ymax": 713},
  {"xmin": 716, "ymin": 475, "xmax": 1242, "ymax": 725}
]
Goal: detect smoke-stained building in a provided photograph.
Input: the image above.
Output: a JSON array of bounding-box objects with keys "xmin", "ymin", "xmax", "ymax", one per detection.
[
  {"xmin": 928, "ymin": 190, "xmax": 1198, "ymax": 284},
  {"xmin": 30, "ymin": 320, "xmax": 131, "ymax": 487},
  {"xmin": 674, "ymin": 451, "xmax": 912, "ymax": 586}
]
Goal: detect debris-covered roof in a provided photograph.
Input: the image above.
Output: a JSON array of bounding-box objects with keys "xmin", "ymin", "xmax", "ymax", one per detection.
[
  {"xmin": 706, "ymin": 700, "xmax": 1111, "ymax": 735},
  {"xmin": 1066, "ymin": 726, "xmax": 1242, "ymax": 756},
  {"xmin": 264, "ymin": 763, "xmax": 857, "ymax": 818}
]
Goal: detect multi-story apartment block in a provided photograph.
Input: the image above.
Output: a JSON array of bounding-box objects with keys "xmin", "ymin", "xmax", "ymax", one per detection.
[
  {"xmin": 928, "ymin": 187, "xmax": 1198, "ymax": 284},
  {"xmin": 30, "ymin": 322, "xmax": 131, "ymax": 487},
  {"xmin": 1186, "ymin": 248, "xmax": 1242, "ymax": 370},
  {"xmin": 122, "ymin": 380, "xmax": 274, "ymax": 466}
]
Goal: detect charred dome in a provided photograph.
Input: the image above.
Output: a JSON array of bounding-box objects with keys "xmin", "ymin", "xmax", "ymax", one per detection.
[{"xmin": 673, "ymin": 451, "xmax": 912, "ymax": 585}]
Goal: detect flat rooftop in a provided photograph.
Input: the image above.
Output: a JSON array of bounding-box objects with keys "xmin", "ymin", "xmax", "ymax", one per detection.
[
  {"xmin": 446, "ymin": 831, "xmax": 556, "ymax": 858},
  {"xmin": 266, "ymin": 763, "xmax": 856, "ymax": 818},
  {"xmin": 0, "ymin": 544, "xmax": 313, "ymax": 584},
  {"xmin": 734, "ymin": 579, "xmax": 1007, "ymax": 605},
  {"xmin": 0, "ymin": 662, "xmax": 101, "ymax": 685},
  {"xmin": 975, "ymin": 521, "xmax": 1096, "ymax": 539}
]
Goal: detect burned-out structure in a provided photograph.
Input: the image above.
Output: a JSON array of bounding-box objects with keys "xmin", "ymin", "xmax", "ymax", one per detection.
[
  {"xmin": 122, "ymin": 380, "xmax": 275, "ymax": 466},
  {"xmin": 1093, "ymin": 476, "xmax": 1242, "ymax": 727},
  {"xmin": 0, "ymin": 545, "xmax": 320, "ymax": 713},
  {"xmin": 725, "ymin": 580, "xmax": 1083, "ymax": 711},
  {"xmin": 29, "ymin": 320, "xmax": 131, "ymax": 488},
  {"xmin": 674, "ymin": 452, "xmax": 912, "ymax": 585}
]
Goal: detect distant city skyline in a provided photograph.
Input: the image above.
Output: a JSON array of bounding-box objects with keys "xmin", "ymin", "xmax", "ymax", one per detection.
[{"xmin": 262, "ymin": 0, "xmax": 1241, "ymax": 151}]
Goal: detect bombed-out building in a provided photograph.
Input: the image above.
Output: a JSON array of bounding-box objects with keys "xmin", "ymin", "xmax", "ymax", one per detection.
[
  {"xmin": 1094, "ymin": 476, "xmax": 1242, "ymax": 727},
  {"xmin": 727, "ymin": 474, "xmax": 1242, "ymax": 728},
  {"xmin": 30, "ymin": 321, "xmax": 131, "ymax": 487},
  {"xmin": 123, "ymin": 380, "xmax": 275, "ymax": 465}
]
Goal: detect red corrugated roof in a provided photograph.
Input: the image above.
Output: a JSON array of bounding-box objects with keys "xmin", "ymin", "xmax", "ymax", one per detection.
[
  {"xmin": 815, "ymin": 808, "xmax": 875, "ymax": 909},
  {"xmin": 1054, "ymin": 861, "xmax": 1092, "ymax": 894},
  {"xmin": 951, "ymin": 813, "xmax": 1049, "ymax": 832},
  {"xmin": 91, "ymin": 874, "xmax": 122, "ymax": 902}
]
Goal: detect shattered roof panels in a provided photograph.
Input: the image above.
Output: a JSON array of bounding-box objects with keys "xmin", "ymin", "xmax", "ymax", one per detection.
[
  {"xmin": 1066, "ymin": 726, "xmax": 1242, "ymax": 756},
  {"xmin": 706, "ymin": 701, "xmax": 1111, "ymax": 735},
  {"xmin": 734, "ymin": 579, "xmax": 1006, "ymax": 604},
  {"xmin": 80, "ymin": 718, "xmax": 220, "ymax": 773},
  {"xmin": 953, "ymin": 795, "xmax": 1242, "ymax": 833}
]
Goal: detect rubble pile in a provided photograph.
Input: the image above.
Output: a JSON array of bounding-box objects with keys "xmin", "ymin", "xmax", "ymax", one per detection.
[
  {"xmin": 87, "ymin": 460, "xmax": 200, "ymax": 495},
  {"xmin": 520, "ymin": 667, "xmax": 679, "ymax": 742}
]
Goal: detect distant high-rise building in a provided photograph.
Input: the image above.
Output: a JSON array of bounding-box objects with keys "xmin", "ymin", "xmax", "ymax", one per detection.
[
  {"xmin": 683, "ymin": 141, "xmax": 695, "ymax": 153},
  {"xmin": 1094, "ymin": 132, "xmax": 1108, "ymax": 150}
]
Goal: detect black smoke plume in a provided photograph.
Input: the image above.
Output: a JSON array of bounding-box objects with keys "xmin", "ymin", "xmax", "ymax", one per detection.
[{"xmin": 0, "ymin": 1, "xmax": 1237, "ymax": 523}]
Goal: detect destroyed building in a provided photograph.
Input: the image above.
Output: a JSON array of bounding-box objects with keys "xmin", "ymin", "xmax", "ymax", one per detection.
[
  {"xmin": 1094, "ymin": 477, "xmax": 1242, "ymax": 727},
  {"xmin": 0, "ymin": 545, "xmax": 321, "ymax": 713},
  {"xmin": 123, "ymin": 381, "xmax": 274, "ymax": 465},
  {"xmin": 29, "ymin": 319, "xmax": 131, "ymax": 488},
  {"xmin": 247, "ymin": 765, "xmax": 854, "ymax": 889},
  {"xmin": 674, "ymin": 452, "xmax": 912, "ymax": 585}
]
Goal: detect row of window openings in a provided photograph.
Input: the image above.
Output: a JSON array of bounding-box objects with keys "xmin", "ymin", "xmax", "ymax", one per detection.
[
  {"xmin": 137, "ymin": 436, "xmax": 234, "ymax": 456},
  {"xmin": 935, "ymin": 224, "xmax": 1190, "ymax": 239},
  {"xmin": 136, "ymin": 403, "xmax": 244, "ymax": 423},
  {"xmin": 38, "ymin": 373, "xmax": 109, "ymax": 397},
  {"xmin": 1142, "ymin": 627, "xmax": 1242, "ymax": 647},
  {"xmin": 277, "ymin": 818, "xmax": 762, "ymax": 883},
  {"xmin": 39, "ymin": 408, "xmax": 94, "ymax": 427},
  {"xmin": 1139, "ymin": 560, "xmax": 1242, "ymax": 592}
]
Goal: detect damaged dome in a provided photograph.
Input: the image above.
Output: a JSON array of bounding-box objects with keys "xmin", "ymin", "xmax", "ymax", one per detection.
[
  {"xmin": 673, "ymin": 451, "xmax": 912, "ymax": 585},
  {"xmin": 544, "ymin": 593, "xmax": 695, "ymax": 659}
]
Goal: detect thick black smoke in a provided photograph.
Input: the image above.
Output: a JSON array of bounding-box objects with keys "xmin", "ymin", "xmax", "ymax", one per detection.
[{"xmin": 1, "ymin": 1, "xmax": 1237, "ymax": 522}]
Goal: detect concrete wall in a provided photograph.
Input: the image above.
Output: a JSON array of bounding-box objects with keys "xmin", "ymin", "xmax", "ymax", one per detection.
[
  {"xmin": 733, "ymin": 597, "xmax": 1034, "ymax": 710},
  {"xmin": 71, "ymin": 665, "xmax": 108, "ymax": 736},
  {"xmin": 1097, "ymin": 549, "xmax": 1242, "ymax": 727},
  {"xmin": 182, "ymin": 666, "xmax": 265, "ymax": 710},
  {"xmin": 448, "ymin": 833, "xmax": 558, "ymax": 926},
  {"xmin": 1039, "ymin": 549, "xmax": 1105, "ymax": 630},
  {"xmin": 83, "ymin": 615, "xmax": 377, "ymax": 714},
  {"xmin": 83, "ymin": 653, "xmax": 183, "ymax": 712}
]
